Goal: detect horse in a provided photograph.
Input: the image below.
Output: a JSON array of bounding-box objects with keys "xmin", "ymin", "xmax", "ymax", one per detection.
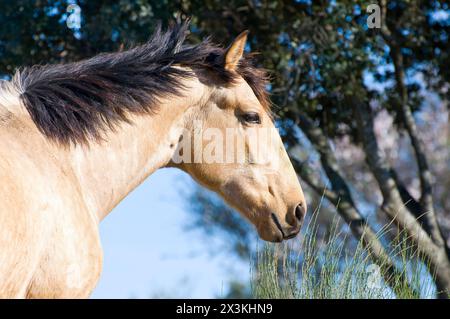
[{"xmin": 0, "ymin": 22, "xmax": 306, "ymax": 298}]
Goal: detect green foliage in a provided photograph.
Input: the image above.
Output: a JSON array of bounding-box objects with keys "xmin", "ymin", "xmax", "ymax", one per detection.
[{"xmin": 0, "ymin": 0, "xmax": 178, "ymax": 75}]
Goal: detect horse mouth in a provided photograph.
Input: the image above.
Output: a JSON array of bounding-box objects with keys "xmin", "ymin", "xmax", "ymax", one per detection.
[
  {"xmin": 271, "ymin": 213, "xmax": 300, "ymax": 241},
  {"xmin": 271, "ymin": 213, "xmax": 286, "ymax": 240}
]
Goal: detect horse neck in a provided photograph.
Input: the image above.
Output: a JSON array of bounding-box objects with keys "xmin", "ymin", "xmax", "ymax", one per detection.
[{"xmin": 66, "ymin": 79, "xmax": 205, "ymax": 222}]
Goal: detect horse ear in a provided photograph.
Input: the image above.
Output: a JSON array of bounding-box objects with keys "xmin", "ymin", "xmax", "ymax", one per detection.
[{"xmin": 224, "ymin": 30, "xmax": 249, "ymax": 71}]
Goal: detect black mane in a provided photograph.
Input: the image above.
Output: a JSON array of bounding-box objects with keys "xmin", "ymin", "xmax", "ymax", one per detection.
[{"xmin": 17, "ymin": 22, "xmax": 269, "ymax": 145}]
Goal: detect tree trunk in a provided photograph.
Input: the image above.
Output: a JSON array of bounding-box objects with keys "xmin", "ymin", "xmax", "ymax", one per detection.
[
  {"xmin": 353, "ymin": 98, "xmax": 450, "ymax": 298},
  {"xmin": 288, "ymin": 110, "xmax": 418, "ymax": 296}
]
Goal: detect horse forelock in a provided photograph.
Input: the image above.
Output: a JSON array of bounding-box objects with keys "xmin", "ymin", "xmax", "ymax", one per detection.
[{"xmin": 15, "ymin": 21, "xmax": 270, "ymax": 145}]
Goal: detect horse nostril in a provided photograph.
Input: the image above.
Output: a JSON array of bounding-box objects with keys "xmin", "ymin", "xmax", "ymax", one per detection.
[{"xmin": 295, "ymin": 203, "xmax": 306, "ymax": 222}]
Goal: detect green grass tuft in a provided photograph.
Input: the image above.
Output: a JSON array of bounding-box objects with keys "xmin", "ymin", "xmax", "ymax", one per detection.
[{"xmin": 251, "ymin": 212, "xmax": 436, "ymax": 299}]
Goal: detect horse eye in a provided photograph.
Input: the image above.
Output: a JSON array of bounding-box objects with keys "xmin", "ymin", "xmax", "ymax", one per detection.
[{"xmin": 243, "ymin": 112, "xmax": 261, "ymax": 124}]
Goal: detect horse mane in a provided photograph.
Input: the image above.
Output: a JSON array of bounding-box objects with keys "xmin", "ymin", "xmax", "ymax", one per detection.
[{"xmin": 10, "ymin": 21, "xmax": 269, "ymax": 145}]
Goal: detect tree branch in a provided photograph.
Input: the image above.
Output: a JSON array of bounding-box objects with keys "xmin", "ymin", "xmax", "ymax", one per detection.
[
  {"xmin": 379, "ymin": 0, "xmax": 447, "ymax": 250},
  {"xmin": 352, "ymin": 97, "xmax": 450, "ymax": 298},
  {"xmin": 288, "ymin": 110, "xmax": 417, "ymax": 296},
  {"xmin": 389, "ymin": 169, "xmax": 431, "ymax": 230}
]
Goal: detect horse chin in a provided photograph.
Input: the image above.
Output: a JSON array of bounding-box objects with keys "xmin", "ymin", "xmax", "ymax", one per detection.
[
  {"xmin": 256, "ymin": 215, "xmax": 302, "ymax": 243},
  {"xmin": 256, "ymin": 225, "xmax": 284, "ymax": 243}
]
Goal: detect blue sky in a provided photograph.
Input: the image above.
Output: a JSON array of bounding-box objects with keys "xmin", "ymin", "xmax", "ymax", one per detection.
[{"xmin": 91, "ymin": 168, "xmax": 250, "ymax": 298}]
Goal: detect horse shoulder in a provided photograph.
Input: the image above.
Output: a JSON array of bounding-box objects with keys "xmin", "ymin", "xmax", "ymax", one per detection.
[{"xmin": 0, "ymin": 127, "xmax": 102, "ymax": 298}]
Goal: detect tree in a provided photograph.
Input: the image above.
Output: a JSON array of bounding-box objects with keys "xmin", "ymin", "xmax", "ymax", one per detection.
[
  {"xmin": 0, "ymin": 0, "xmax": 449, "ymax": 297},
  {"xmin": 0, "ymin": 0, "xmax": 178, "ymax": 75}
]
